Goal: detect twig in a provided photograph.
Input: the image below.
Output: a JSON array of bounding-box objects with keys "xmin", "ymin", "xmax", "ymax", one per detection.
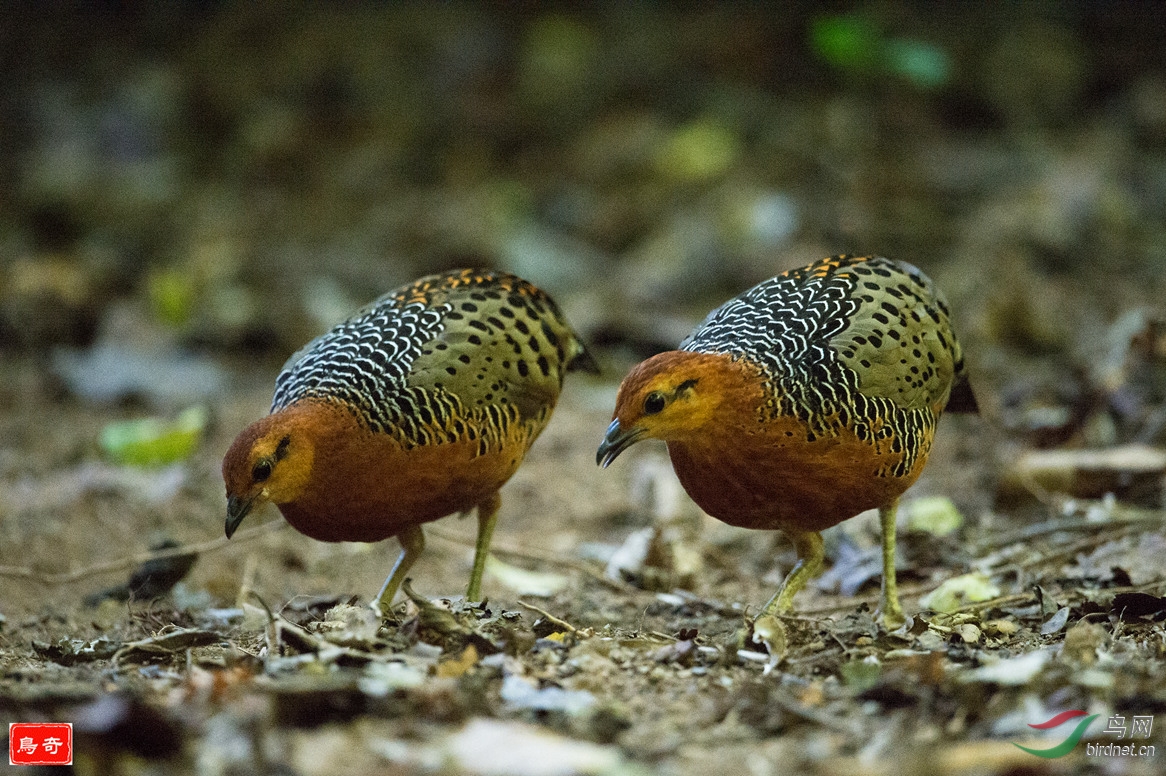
[
  {"xmin": 1010, "ymin": 523, "xmax": 1142, "ymax": 571},
  {"xmin": 944, "ymin": 577, "xmax": 1166, "ymax": 616},
  {"xmin": 973, "ymin": 506, "xmax": 1161, "ymax": 550},
  {"xmin": 425, "ymin": 525, "xmax": 642, "ymax": 594},
  {"xmin": 517, "ymin": 600, "xmax": 577, "ymax": 633},
  {"xmin": 0, "ymin": 519, "xmax": 287, "ymax": 585},
  {"xmin": 111, "ymin": 627, "xmax": 221, "ymax": 666}
]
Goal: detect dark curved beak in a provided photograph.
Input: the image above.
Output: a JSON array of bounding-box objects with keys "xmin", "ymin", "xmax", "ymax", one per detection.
[
  {"xmin": 225, "ymin": 494, "xmax": 256, "ymax": 539},
  {"xmin": 596, "ymin": 419, "xmax": 645, "ymax": 468}
]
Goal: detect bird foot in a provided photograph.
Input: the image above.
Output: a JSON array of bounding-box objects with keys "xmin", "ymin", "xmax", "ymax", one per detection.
[
  {"xmin": 877, "ymin": 607, "xmax": 908, "ymax": 632},
  {"xmin": 751, "ymin": 614, "xmax": 788, "ymax": 674}
]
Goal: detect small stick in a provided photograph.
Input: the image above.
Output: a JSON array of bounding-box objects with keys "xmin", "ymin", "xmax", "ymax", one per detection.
[
  {"xmin": 516, "ymin": 600, "xmax": 577, "ymax": 633},
  {"xmin": 0, "ymin": 519, "xmax": 286, "ymax": 585}
]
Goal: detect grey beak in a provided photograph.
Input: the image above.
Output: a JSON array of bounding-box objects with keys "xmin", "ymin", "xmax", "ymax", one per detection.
[
  {"xmin": 596, "ymin": 419, "xmax": 645, "ymax": 468},
  {"xmin": 225, "ymin": 494, "xmax": 255, "ymax": 539}
]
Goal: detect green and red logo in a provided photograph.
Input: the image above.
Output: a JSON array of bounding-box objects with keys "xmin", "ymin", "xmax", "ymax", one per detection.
[{"xmin": 1013, "ymin": 710, "xmax": 1099, "ymax": 758}]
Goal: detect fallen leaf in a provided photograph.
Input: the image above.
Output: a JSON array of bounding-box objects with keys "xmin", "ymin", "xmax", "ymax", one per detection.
[
  {"xmin": 959, "ymin": 649, "xmax": 1051, "ymax": 685},
  {"xmin": 100, "ymin": 405, "xmax": 209, "ymax": 467},
  {"xmin": 1039, "ymin": 606, "xmax": 1071, "ymax": 635},
  {"xmin": 956, "ymin": 623, "xmax": 982, "ymax": 644},
  {"xmin": 920, "ymin": 573, "xmax": 1001, "ymax": 613},
  {"xmin": 446, "ymin": 718, "xmax": 622, "ymax": 776},
  {"xmin": 500, "ymin": 674, "xmax": 596, "ymax": 715},
  {"xmin": 904, "ymin": 496, "xmax": 964, "ymax": 537},
  {"xmin": 357, "ymin": 661, "xmax": 426, "ymax": 697},
  {"xmin": 436, "ymin": 644, "xmax": 480, "ymax": 679},
  {"xmin": 1110, "ymin": 592, "xmax": 1166, "ymax": 619},
  {"xmin": 486, "ymin": 556, "xmax": 569, "ymax": 596}
]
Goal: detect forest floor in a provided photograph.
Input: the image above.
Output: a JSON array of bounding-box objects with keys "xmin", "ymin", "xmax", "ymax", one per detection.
[{"xmin": 2, "ymin": 349, "xmax": 1165, "ymax": 775}]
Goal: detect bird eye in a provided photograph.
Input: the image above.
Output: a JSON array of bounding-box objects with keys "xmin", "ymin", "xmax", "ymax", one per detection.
[
  {"xmin": 252, "ymin": 460, "xmax": 273, "ymax": 483},
  {"xmin": 643, "ymin": 391, "xmax": 666, "ymax": 415}
]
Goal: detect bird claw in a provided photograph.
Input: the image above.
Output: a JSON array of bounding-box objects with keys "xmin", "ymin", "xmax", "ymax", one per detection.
[
  {"xmin": 878, "ymin": 608, "xmax": 910, "ymax": 633},
  {"xmin": 751, "ymin": 614, "xmax": 788, "ymax": 674}
]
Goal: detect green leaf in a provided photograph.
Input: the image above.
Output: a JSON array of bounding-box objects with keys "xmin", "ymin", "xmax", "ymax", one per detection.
[{"xmin": 100, "ymin": 406, "xmax": 208, "ymax": 467}]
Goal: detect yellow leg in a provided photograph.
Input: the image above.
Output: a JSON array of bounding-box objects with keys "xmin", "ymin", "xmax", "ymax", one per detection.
[
  {"xmin": 878, "ymin": 498, "xmax": 906, "ymax": 629},
  {"xmin": 466, "ymin": 492, "xmax": 501, "ymax": 602},
  {"xmin": 371, "ymin": 526, "xmax": 425, "ymax": 616},
  {"xmin": 761, "ymin": 531, "xmax": 825, "ymax": 616}
]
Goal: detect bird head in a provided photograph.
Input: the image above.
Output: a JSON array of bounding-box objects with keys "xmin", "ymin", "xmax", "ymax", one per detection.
[
  {"xmin": 597, "ymin": 350, "xmax": 750, "ymax": 467},
  {"xmin": 221, "ymin": 407, "xmax": 317, "ymax": 538}
]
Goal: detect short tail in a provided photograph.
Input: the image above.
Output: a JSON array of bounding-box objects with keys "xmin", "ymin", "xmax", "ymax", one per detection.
[
  {"xmin": 946, "ymin": 374, "xmax": 979, "ymax": 414},
  {"xmin": 568, "ymin": 344, "xmax": 601, "ymax": 375}
]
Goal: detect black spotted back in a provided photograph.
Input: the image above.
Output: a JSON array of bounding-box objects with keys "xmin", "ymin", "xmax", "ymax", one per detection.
[
  {"xmin": 681, "ymin": 255, "xmax": 968, "ymax": 477},
  {"xmin": 272, "ymin": 269, "xmax": 595, "ymax": 451}
]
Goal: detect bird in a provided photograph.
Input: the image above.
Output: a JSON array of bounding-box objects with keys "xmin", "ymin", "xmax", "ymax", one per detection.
[
  {"xmin": 597, "ymin": 255, "xmax": 976, "ymax": 628},
  {"xmin": 223, "ymin": 268, "xmax": 597, "ymax": 614}
]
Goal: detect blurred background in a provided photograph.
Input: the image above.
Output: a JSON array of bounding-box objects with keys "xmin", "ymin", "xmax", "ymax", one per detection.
[
  {"xmin": 3, "ymin": 1, "xmax": 1164, "ymax": 356},
  {"xmin": 3, "ymin": 1, "xmax": 1166, "ymax": 601}
]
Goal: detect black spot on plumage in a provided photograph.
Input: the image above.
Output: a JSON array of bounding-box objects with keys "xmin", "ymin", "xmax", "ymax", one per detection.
[
  {"xmin": 517, "ymin": 360, "xmax": 529, "ymax": 377},
  {"xmin": 541, "ymin": 321, "xmax": 559, "ymax": 347},
  {"xmin": 461, "ymin": 302, "xmax": 479, "ymax": 312}
]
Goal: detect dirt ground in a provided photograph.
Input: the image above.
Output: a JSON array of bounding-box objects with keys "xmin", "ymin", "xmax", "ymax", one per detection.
[
  {"xmin": 4, "ymin": 4, "xmax": 1166, "ymax": 776},
  {"xmin": 3, "ymin": 343, "xmax": 1165, "ymax": 776}
]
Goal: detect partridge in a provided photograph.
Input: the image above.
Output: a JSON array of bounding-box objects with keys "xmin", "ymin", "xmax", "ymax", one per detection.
[
  {"xmin": 598, "ymin": 255, "xmax": 975, "ymax": 626},
  {"xmin": 224, "ymin": 269, "xmax": 597, "ymax": 613}
]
